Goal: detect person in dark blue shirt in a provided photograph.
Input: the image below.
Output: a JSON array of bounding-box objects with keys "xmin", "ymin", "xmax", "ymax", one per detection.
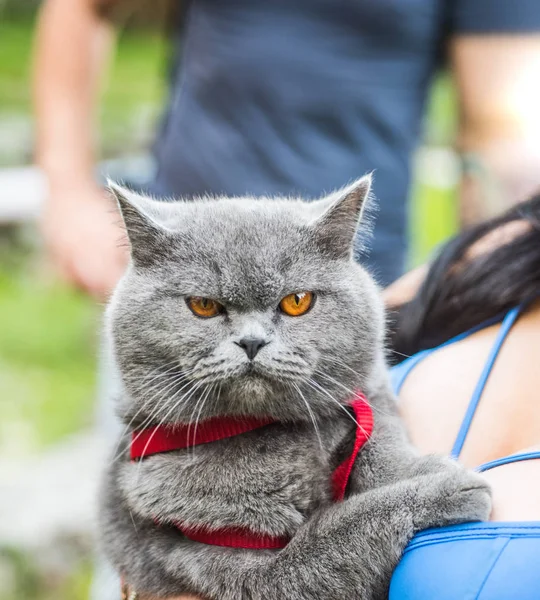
[{"xmin": 36, "ymin": 0, "xmax": 540, "ymax": 290}]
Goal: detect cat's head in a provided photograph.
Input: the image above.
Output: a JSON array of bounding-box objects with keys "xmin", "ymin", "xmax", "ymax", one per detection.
[{"xmin": 106, "ymin": 176, "xmax": 385, "ymax": 425}]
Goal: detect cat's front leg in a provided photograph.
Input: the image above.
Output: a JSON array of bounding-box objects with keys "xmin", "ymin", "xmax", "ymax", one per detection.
[
  {"xmin": 347, "ymin": 392, "xmax": 492, "ymax": 518},
  {"xmin": 240, "ymin": 469, "xmax": 490, "ymax": 600}
]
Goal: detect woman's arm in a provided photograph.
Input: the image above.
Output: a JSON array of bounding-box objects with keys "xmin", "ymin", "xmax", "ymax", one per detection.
[
  {"xmin": 33, "ymin": 0, "xmax": 128, "ymax": 299},
  {"xmin": 451, "ymin": 35, "xmax": 540, "ymax": 224}
]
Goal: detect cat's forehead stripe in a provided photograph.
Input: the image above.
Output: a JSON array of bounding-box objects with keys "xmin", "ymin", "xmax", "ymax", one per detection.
[{"xmin": 218, "ymin": 267, "xmax": 286, "ymax": 307}]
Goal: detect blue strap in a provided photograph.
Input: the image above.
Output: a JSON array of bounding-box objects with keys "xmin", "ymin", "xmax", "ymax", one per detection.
[
  {"xmin": 450, "ymin": 306, "xmax": 523, "ymax": 459},
  {"xmin": 477, "ymin": 450, "xmax": 540, "ymax": 473},
  {"xmin": 391, "ymin": 351, "xmax": 431, "ymax": 395},
  {"xmin": 391, "ymin": 310, "xmax": 513, "ymax": 396}
]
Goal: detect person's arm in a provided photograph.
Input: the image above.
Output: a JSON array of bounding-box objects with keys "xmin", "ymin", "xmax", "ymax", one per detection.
[
  {"xmin": 33, "ymin": 0, "xmax": 128, "ymax": 299},
  {"xmin": 451, "ymin": 35, "xmax": 540, "ymax": 225}
]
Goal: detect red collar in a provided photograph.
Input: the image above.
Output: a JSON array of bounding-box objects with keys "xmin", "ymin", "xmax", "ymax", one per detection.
[
  {"xmin": 130, "ymin": 415, "xmax": 276, "ymax": 460},
  {"xmin": 131, "ymin": 391, "xmax": 373, "ymax": 549}
]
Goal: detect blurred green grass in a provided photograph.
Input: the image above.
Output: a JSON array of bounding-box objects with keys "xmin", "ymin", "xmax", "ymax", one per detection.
[
  {"xmin": 0, "ymin": 21, "xmax": 33, "ymax": 113},
  {"xmin": 0, "ymin": 546, "xmax": 93, "ymax": 600},
  {"xmin": 0, "ymin": 264, "xmax": 98, "ymax": 450},
  {"xmin": 0, "ymin": 18, "xmax": 166, "ymax": 452},
  {"xmin": 0, "ymin": 17, "xmax": 166, "ymax": 159}
]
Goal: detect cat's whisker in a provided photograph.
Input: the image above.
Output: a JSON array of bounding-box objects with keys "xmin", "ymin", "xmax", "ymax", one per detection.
[
  {"xmin": 115, "ymin": 364, "xmax": 192, "ymax": 430},
  {"xmin": 134, "ymin": 369, "xmax": 197, "ymax": 421},
  {"xmin": 131, "ymin": 375, "xmax": 196, "ymax": 435},
  {"xmin": 112, "ymin": 375, "xmax": 197, "ymax": 466},
  {"xmin": 109, "ymin": 397, "xmax": 168, "ymax": 467},
  {"xmin": 115, "ymin": 368, "xmax": 195, "ymax": 444},
  {"xmin": 303, "ymin": 378, "xmax": 372, "ymax": 440},
  {"xmin": 313, "ymin": 369, "xmax": 394, "ymax": 419},
  {"xmin": 290, "ymin": 382, "xmax": 323, "ymax": 451},
  {"xmin": 133, "ymin": 379, "xmax": 206, "ymax": 486},
  {"xmin": 318, "ymin": 355, "xmax": 362, "ymax": 378},
  {"xmin": 128, "ymin": 508, "xmax": 139, "ymax": 535},
  {"xmin": 205, "ymin": 381, "xmax": 223, "ymax": 419},
  {"xmin": 133, "ymin": 359, "xmax": 184, "ymax": 381},
  {"xmin": 113, "ymin": 371, "xmax": 189, "ymax": 443},
  {"xmin": 129, "ymin": 363, "xmax": 186, "ymax": 394},
  {"xmin": 137, "ymin": 368, "xmax": 200, "ymax": 404},
  {"xmin": 388, "ymin": 349, "xmax": 411, "ymax": 359},
  {"xmin": 189, "ymin": 382, "xmax": 216, "ymax": 457},
  {"xmin": 317, "ymin": 355, "xmax": 394, "ymax": 415},
  {"xmin": 186, "ymin": 382, "xmax": 211, "ymax": 454},
  {"xmin": 122, "ymin": 366, "xmax": 196, "ymax": 424}
]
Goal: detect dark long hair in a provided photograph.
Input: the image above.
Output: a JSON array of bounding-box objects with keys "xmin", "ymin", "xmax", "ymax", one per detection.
[{"xmin": 389, "ymin": 195, "xmax": 540, "ymax": 362}]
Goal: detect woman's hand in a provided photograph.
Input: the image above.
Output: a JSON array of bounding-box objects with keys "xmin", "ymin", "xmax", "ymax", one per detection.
[{"xmin": 41, "ymin": 180, "xmax": 128, "ymax": 300}]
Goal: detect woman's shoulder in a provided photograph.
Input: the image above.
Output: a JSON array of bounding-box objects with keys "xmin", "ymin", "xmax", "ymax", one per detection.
[
  {"xmin": 482, "ymin": 447, "xmax": 540, "ymax": 521},
  {"xmin": 397, "ymin": 301, "xmax": 540, "ymax": 467}
]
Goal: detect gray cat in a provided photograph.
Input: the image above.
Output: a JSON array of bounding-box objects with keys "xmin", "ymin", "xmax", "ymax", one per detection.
[{"xmin": 100, "ymin": 176, "xmax": 491, "ymax": 600}]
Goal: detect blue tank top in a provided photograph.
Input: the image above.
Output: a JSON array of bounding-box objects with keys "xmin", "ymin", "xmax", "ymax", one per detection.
[{"xmin": 389, "ymin": 305, "xmax": 540, "ymax": 599}]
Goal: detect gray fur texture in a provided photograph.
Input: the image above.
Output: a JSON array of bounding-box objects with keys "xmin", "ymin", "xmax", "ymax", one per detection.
[{"xmin": 99, "ymin": 176, "xmax": 491, "ymax": 599}]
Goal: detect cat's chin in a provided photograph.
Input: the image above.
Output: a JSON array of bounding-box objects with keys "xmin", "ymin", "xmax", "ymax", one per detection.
[
  {"xmin": 225, "ymin": 370, "xmax": 287, "ymax": 408},
  {"xmin": 231, "ymin": 371, "xmax": 273, "ymax": 395}
]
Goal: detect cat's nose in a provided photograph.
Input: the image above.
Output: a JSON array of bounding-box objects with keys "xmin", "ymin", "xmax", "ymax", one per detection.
[{"xmin": 235, "ymin": 337, "xmax": 269, "ymax": 360}]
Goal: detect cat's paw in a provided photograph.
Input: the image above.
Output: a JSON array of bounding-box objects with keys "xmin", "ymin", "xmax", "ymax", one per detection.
[{"xmin": 415, "ymin": 468, "xmax": 492, "ymax": 531}]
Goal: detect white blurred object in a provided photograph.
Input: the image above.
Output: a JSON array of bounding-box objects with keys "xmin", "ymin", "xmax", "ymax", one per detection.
[
  {"xmin": 415, "ymin": 146, "xmax": 460, "ymax": 189},
  {"xmin": 0, "ymin": 431, "xmax": 108, "ymax": 552},
  {"xmin": 0, "ymin": 166, "xmax": 45, "ymax": 223},
  {"xmin": 0, "ymin": 155, "xmax": 155, "ymax": 224}
]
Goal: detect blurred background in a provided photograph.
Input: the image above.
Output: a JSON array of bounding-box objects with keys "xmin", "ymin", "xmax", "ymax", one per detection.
[{"xmin": 0, "ymin": 1, "xmax": 459, "ymax": 599}]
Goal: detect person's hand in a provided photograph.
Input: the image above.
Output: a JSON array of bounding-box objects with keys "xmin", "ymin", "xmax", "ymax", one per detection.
[{"xmin": 41, "ymin": 180, "xmax": 129, "ymax": 300}]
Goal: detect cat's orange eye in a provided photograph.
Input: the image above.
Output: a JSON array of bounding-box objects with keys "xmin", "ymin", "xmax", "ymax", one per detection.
[
  {"xmin": 279, "ymin": 292, "xmax": 314, "ymax": 317},
  {"xmin": 187, "ymin": 296, "xmax": 223, "ymax": 318}
]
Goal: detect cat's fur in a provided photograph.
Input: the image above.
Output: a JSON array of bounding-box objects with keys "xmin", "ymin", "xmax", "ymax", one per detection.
[{"xmin": 100, "ymin": 176, "xmax": 491, "ymax": 600}]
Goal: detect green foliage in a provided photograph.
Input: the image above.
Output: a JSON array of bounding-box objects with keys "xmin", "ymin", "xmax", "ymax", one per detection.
[
  {"xmin": 424, "ymin": 74, "xmax": 458, "ymax": 146},
  {"xmin": 0, "ymin": 255, "xmax": 98, "ymax": 450},
  {"xmin": 0, "ymin": 18, "xmax": 166, "ymax": 161},
  {"xmin": 0, "ymin": 19, "xmax": 34, "ymax": 115},
  {"xmin": 0, "ymin": 547, "xmax": 93, "ymax": 600},
  {"xmin": 0, "ymin": 240, "xmax": 97, "ymax": 600},
  {"xmin": 410, "ymin": 76, "xmax": 459, "ymax": 264}
]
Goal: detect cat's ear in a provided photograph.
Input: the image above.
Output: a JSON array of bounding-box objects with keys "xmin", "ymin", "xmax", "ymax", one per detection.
[
  {"xmin": 108, "ymin": 181, "xmax": 171, "ymax": 266},
  {"xmin": 309, "ymin": 174, "xmax": 372, "ymax": 259}
]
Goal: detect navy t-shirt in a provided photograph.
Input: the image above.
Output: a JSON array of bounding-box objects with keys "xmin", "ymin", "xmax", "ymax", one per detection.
[{"xmin": 151, "ymin": 0, "xmax": 540, "ymax": 285}]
